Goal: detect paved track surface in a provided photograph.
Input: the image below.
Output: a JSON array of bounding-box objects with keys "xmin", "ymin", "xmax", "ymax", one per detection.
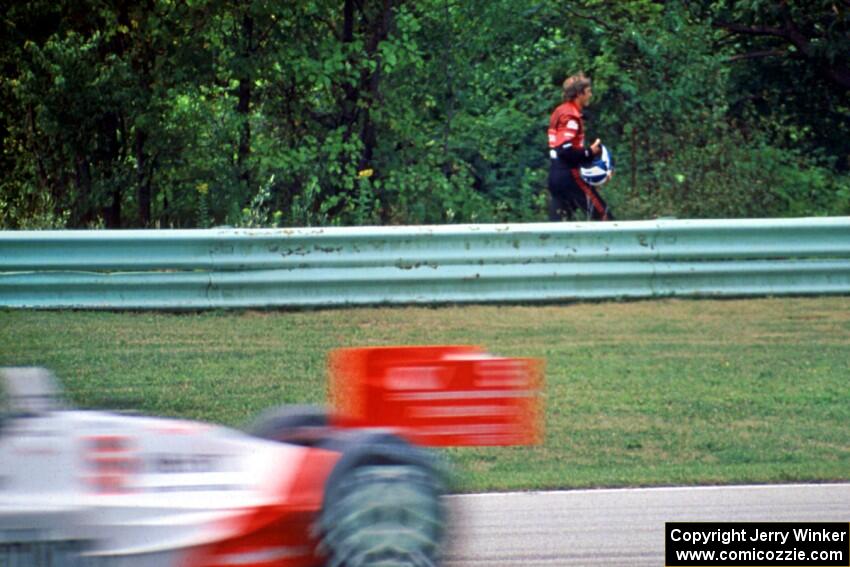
[{"xmin": 443, "ymin": 483, "xmax": 850, "ymax": 566}]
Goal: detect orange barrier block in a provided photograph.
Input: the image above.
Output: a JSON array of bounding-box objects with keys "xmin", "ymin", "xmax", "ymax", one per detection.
[{"xmin": 328, "ymin": 346, "xmax": 543, "ymax": 446}]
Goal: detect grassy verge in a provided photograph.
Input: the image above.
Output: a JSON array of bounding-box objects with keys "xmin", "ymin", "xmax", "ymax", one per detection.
[{"xmin": 1, "ymin": 297, "xmax": 848, "ymax": 492}]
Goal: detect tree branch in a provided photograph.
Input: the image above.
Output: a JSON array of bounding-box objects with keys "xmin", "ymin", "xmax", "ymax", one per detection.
[
  {"xmin": 714, "ymin": 21, "xmax": 789, "ymax": 40},
  {"xmin": 716, "ymin": 14, "xmax": 850, "ymax": 90},
  {"xmin": 561, "ymin": 4, "xmax": 615, "ymax": 32},
  {"xmin": 727, "ymin": 49, "xmax": 788, "ymax": 62},
  {"xmin": 778, "ymin": 0, "xmax": 813, "ymax": 57}
]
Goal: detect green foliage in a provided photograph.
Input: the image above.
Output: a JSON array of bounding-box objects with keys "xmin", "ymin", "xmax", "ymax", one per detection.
[{"xmin": 1, "ymin": 0, "xmax": 848, "ymax": 228}]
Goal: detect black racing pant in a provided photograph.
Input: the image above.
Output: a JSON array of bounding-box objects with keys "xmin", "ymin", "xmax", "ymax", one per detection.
[{"xmin": 547, "ymin": 164, "xmax": 614, "ymax": 221}]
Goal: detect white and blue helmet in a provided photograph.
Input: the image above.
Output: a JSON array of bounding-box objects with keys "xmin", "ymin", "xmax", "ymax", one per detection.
[{"xmin": 580, "ymin": 144, "xmax": 613, "ymax": 186}]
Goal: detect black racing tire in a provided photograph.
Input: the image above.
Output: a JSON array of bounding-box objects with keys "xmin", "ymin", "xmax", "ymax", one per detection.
[
  {"xmin": 318, "ymin": 432, "xmax": 446, "ymax": 567},
  {"xmin": 248, "ymin": 404, "xmax": 330, "ymax": 447}
]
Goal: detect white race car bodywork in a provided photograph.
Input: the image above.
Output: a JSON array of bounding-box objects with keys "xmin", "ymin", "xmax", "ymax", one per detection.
[{"xmin": 0, "ymin": 372, "xmax": 328, "ymax": 567}]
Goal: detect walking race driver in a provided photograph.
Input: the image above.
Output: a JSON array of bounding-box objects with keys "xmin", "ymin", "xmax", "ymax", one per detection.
[{"xmin": 547, "ymin": 72, "xmax": 614, "ymax": 221}]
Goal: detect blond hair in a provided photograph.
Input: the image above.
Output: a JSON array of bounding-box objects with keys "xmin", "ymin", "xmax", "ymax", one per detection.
[{"xmin": 562, "ymin": 73, "xmax": 591, "ymax": 101}]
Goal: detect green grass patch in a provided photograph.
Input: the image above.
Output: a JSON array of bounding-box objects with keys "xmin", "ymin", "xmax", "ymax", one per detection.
[{"xmin": 2, "ymin": 297, "xmax": 849, "ymax": 492}]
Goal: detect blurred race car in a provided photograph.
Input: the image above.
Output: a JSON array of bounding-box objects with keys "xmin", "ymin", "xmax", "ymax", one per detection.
[{"xmin": 0, "ymin": 346, "xmax": 542, "ymax": 567}]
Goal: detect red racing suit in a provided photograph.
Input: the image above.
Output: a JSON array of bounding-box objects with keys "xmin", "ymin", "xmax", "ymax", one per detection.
[{"xmin": 548, "ymin": 100, "xmax": 586, "ymax": 151}]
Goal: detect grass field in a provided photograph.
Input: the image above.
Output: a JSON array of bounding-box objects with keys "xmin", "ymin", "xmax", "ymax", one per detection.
[{"xmin": 1, "ymin": 297, "xmax": 848, "ymax": 492}]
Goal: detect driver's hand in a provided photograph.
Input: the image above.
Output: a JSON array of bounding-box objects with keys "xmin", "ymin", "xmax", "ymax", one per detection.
[{"xmin": 590, "ymin": 138, "xmax": 602, "ymax": 157}]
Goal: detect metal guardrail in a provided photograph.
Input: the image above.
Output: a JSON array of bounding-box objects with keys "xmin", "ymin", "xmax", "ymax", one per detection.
[{"xmin": 1, "ymin": 218, "xmax": 849, "ymax": 309}]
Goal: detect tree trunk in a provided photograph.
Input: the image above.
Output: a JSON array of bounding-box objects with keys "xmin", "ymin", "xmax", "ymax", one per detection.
[
  {"xmin": 105, "ymin": 188, "xmax": 122, "ymax": 228},
  {"xmin": 358, "ymin": 0, "xmax": 395, "ymax": 170},
  {"xmin": 100, "ymin": 111, "xmax": 123, "ymax": 228},
  {"xmin": 136, "ymin": 129, "xmax": 151, "ymax": 227},
  {"xmin": 129, "ymin": 0, "xmax": 155, "ymax": 227},
  {"xmin": 237, "ymin": 12, "xmax": 254, "ymax": 191},
  {"xmin": 441, "ymin": 0, "xmax": 453, "ymax": 177},
  {"xmin": 74, "ymin": 154, "xmax": 93, "ymax": 227},
  {"xmin": 341, "ymin": 0, "xmax": 359, "ymax": 134}
]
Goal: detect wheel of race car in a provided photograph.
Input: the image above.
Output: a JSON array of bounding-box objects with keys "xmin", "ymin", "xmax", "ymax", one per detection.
[
  {"xmin": 318, "ymin": 433, "xmax": 445, "ymax": 567},
  {"xmin": 249, "ymin": 404, "xmax": 329, "ymax": 447}
]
